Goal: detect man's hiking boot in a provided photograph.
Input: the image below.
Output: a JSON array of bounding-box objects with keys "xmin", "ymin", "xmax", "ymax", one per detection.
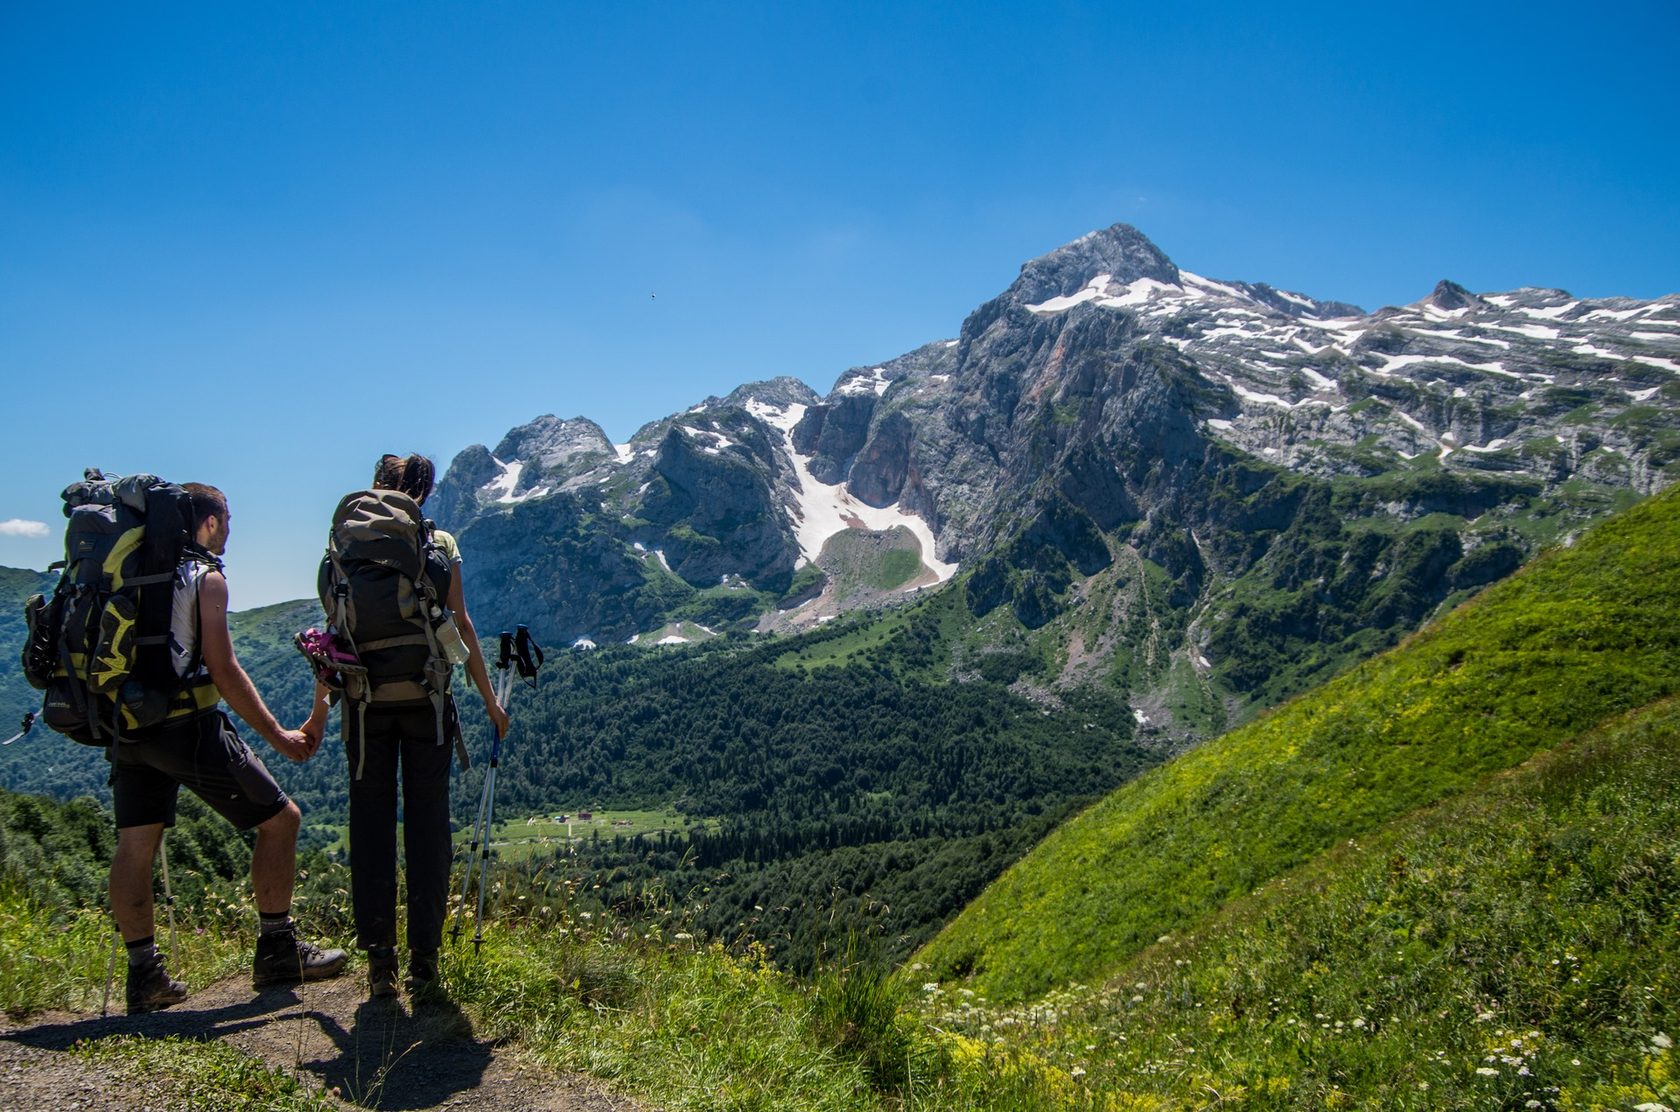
[
  {"xmin": 251, "ymin": 928, "xmax": 348, "ymax": 989},
  {"xmin": 127, "ymin": 954, "xmax": 187, "ymax": 1015},
  {"xmin": 405, "ymin": 950, "xmax": 440, "ymax": 998},
  {"xmin": 368, "ymin": 949, "xmax": 400, "ymax": 999}
]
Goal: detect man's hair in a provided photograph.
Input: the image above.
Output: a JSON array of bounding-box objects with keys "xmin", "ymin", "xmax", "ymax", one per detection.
[
  {"xmin": 182, "ymin": 482, "xmax": 228, "ymax": 531},
  {"xmin": 372, "ymin": 453, "xmax": 436, "ymax": 507}
]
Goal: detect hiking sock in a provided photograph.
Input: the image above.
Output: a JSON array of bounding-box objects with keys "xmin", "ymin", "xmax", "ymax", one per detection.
[
  {"xmin": 126, "ymin": 935, "xmax": 160, "ymax": 968},
  {"xmin": 258, "ymin": 910, "xmax": 295, "ymax": 935}
]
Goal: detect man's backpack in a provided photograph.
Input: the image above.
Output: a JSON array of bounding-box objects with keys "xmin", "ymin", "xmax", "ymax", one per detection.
[
  {"xmin": 20, "ymin": 469, "xmax": 218, "ymax": 745},
  {"xmin": 317, "ymin": 489, "xmax": 467, "ymax": 773}
]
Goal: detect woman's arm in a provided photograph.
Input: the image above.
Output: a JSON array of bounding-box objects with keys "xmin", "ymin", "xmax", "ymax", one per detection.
[{"xmin": 448, "ymin": 571, "xmax": 509, "ymax": 739}]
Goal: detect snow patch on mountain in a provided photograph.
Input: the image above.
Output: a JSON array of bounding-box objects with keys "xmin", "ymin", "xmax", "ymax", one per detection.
[
  {"xmin": 482, "ymin": 459, "xmax": 549, "ymax": 504},
  {"xmin": 745, "ymin": 397, "xmax": 958, "ymax": 583},
  {"xmin": 487, "ymin": 459, "xmax": 523, "ymax": 501},
  {"xmin": 836, "ymin": 367, "xmax": 892, "ymax": 397}
]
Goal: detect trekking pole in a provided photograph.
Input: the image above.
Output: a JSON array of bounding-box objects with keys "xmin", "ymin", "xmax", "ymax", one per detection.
[
  {"xmin": 158, "ymin": 835, "xmax": 178, "ymax": 961},
  {"xmin": 470, "ymin": 627, "xmax": 543, "ymax": 951},
  {"xmin": 99, "ymin": 833, "xmax": 179, "ymax": 1016},
  {"xmin": 470, "ymin": 632, "xmax": 520, "ymax": 952},
  {"xmin": 101, "ymin": 930, "xmax": 120, "ymax": 1018},
  {"xmin": 2, "ymin": 711, "xmax": 34, "ymax": 746},
  {"xmin": 451, "ymin": 627, "xmax": 543, "ymax": 951},
  {"xmin": 452, "ymin": 632, "xmax": 513, "ymax": 945}
]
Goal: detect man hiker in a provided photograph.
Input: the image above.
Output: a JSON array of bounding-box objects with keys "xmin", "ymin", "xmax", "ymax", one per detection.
[{"xmin": 112, "ymin": 482, "xmax": 346, "ymax": 1013}]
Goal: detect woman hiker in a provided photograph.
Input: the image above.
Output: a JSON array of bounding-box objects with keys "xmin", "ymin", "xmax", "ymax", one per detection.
[{"xmin": 302, "ymin": 453, "xmax": 510, "ymax": 997}]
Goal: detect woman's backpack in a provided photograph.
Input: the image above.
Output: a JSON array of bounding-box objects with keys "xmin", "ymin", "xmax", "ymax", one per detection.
[{"xmin": 317, "ymin": 489, "xmax": 467, "ymax": 774}]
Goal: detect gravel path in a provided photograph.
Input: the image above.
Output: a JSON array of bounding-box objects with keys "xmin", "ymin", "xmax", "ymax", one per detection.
[{"xmin": 0, "ymin": 972, "xmax": 648, "ymax": 1111}]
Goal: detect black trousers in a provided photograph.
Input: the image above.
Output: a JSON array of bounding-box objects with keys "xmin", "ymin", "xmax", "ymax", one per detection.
[{"xmin": 345, "ymin": 702, "xmax": 453, "ymax": 954}]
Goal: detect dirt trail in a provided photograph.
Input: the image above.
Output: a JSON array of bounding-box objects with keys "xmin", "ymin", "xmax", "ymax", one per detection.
[{"xmin": 0, "ymin": 973, "xmax": 647, "ymax": 1111}]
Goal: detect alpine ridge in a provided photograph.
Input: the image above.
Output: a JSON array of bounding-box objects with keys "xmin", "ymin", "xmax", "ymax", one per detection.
[{"xmin": 429, "ymin": 222, "xmax": 1678, "ymax": 737}]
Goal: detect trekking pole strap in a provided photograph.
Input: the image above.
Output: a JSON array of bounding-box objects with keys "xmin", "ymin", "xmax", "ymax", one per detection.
[{"xmin": 514, "ymin": 625, "xmax": 543, "ymax": 681}]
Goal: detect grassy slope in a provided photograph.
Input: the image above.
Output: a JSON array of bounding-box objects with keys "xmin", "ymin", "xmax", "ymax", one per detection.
[
  {"xmin": 922, "ymin": 693, "xmax": 1680, "ymax": 1110},
  {"xmin": 915, "ymin": 484, "xmax": 1680, "ymax": 1004}
]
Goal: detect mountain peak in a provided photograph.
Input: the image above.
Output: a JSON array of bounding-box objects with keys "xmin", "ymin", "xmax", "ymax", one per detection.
[
  {"xmin": 1009, "ymin": 223, "xmax": 1180, "ymax": 305},
  {"xmin": 713, "ymin": 377, "xmax": 821, "ymax": 412},
  {"xmin": 1428, "ymin": 279, "xmax": 1488, "ymax": 312},
  {"xmin": 491, "ymin": 415, "xmax": 613, "ymax": 468}
]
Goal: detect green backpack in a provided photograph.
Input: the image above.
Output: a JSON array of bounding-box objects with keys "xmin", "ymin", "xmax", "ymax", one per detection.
[
  {"xmin": 21, "ymin": 469, "xmax": 219, "ymax": 745},
  {"xmin": 316, "ymin": 489, "xmax": 468, "ymax": 774}
]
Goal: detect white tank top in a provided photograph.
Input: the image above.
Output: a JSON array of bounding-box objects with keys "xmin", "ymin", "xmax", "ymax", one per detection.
[{"xmin": 167, "ymin": 559, "xmax": 214, "ymax": 679}]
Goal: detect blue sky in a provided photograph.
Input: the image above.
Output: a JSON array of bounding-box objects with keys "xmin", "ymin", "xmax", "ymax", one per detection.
[{"xmin": 3, "ymin": 1, "xmax": 1677, "ymax": 607}]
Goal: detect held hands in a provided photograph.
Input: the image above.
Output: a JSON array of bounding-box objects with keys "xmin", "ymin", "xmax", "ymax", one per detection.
[
  {"xmin": 296, "ymin": 687, "xmax": 330, "ymax": 752},
  {"xmin": 271, "ymin": 727, "xmax": 319, "ymax": 763}
]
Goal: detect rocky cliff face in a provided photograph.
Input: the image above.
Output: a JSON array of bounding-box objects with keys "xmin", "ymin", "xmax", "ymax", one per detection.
[{"xmin": 433, "ymin": 223, "xmax": 1680, "ymax": 724}]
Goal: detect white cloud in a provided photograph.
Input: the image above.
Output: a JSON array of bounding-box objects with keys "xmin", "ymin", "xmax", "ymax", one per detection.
[{"xmin": 0, "ymin": 519, "xmax": 49, "ymax": 538}]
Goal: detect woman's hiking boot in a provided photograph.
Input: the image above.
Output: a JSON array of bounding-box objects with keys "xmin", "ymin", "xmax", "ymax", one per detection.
[
  {"xmin": 368, "ymin": 948, "xmax": 400, "ymax": 998},
  {"xmin": 126, "ymin": 954, "xmax": 187, "ymax": 1015},
  {"xmin": 405, "ymin": 950, "xmax": 440, "ymax": 997},
  {"xmin": 251, "ymin": 928, "xmax": 349, "ymax": 989}
]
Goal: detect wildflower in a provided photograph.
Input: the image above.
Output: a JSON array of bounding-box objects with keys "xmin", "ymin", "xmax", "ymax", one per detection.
[
  {"xmin": 1653, "ymin": 1032, "xmax": 1674, "ymax": 1050},
  {"xmin": 1071, "ymin": 1066, "xmax": 1087, "ymax": 1078},
  {"xmin": 1632, "ymin": 1104, "xmax": 1673, "ymax": 1112},
  {"xmin": 1477, "ymin": 1011, "xmax": 1496, "ymax": 1022},
  {"xmin": 1417, "ymin": 1082, "xmax": 1429, "ymax": 1092},
  {"xmin": 1351, "ymin": 1017, "xmax": 1366, "ymax": 1028},
  {"xmin": 1476, "ymin": 1067, "xmax": 1499, "ymax": 1077},
  {"xmin": 922, "ymin": 983, "xmax": 940, "ymax": 993}
]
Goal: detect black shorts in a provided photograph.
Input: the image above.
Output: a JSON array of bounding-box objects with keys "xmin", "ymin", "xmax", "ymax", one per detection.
[{"xmin": 110, "ymin": 710, "xmax": 290, "ymax": 831}]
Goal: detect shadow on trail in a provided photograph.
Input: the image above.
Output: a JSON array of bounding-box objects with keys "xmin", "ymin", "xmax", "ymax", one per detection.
[
  {"xmin": 312, "ymin": 994, "xmax": 493, "ymax": 1110},
  {"xmin": 2, "ymin": 984, "xmax": 494, "ymax": 1110},
  {"xmin": 0, "ymin": 986, "xmax": 301, "ymax": 1049}
]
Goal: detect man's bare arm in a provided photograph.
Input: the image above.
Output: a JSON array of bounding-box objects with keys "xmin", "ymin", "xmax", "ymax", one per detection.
[{"xmin": 198, "ymin": 571, "xmax": 316, "ymax": 761}]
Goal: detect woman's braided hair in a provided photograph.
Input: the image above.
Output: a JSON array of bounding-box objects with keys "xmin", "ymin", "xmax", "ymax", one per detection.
[{"xmin": 373, "ymin": 453, "xmax": 436, "ymax": 507}]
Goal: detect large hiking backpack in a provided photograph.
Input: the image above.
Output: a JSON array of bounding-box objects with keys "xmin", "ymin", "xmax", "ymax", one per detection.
[
  {"xmin": 317, "ymin": 489, "xmax": 467, "ymax": 773},
  {"xmin": 20, "ymin": 469, "xmax": 218, "ymax": 745}
]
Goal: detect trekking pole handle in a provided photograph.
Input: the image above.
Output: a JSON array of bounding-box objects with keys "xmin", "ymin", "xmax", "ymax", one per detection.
[
  {"xmin": 514, "ymin": 625, "xmax": 543, "ymax": 681},
  {"xmin": 3, "ymin": 711, "xmax": 34, "ymax": 746}
]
